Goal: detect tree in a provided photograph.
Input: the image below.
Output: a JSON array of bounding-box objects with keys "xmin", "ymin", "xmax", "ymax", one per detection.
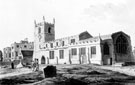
[
  {"xmin": 0, "ymin": 50, "xmax": 3, "ymax": 62},
  {"xmin": 133, "ymin": 47, "xmax": 135, "ymax": 57}
]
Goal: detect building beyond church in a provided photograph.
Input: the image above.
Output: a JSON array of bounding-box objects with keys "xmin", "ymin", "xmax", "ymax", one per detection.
[
  {"xmin": 11, "ymin": 38, "xmax": 34, "ymax": 61},
  {"xmin": 33, "ymin": 18, "xmax": 133, "ymax": 65},
  {"xmin": 3, "ymin": 47, "xmax": 11, "ymax": 62}
]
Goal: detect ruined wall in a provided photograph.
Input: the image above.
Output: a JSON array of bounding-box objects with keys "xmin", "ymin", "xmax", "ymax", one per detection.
[{"xmin": 101, "ymin": 39, "xmax": 115, "ymax": 65}]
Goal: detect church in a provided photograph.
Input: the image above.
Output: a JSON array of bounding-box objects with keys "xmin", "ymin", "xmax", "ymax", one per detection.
[{"xmin": 33, "ymin": 18, "xmax": 133, "ymax": 65}]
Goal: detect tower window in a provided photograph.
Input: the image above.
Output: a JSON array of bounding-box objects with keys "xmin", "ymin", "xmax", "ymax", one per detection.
[{"xmin": 48, "ymin": 27, "xmax": 51, "ymax": 33}]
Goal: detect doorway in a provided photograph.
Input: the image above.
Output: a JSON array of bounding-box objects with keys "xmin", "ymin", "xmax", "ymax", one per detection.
[{"xmin": 41, "ymin": 56, "xmax": 46, "ymax": 64}]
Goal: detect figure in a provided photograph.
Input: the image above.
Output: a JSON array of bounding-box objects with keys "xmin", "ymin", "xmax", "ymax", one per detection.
[{"xmin": 32, "ymin": 59, "xmax": 39, "ymax": 71}]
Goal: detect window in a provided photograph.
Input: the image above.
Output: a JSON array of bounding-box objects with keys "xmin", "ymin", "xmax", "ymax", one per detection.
[
  {"xmin": 38, "ymin": 35, "xmax": 42, "ymax": 42},
  {"xmin": 15, "ymin": 51, "xmax": 18, "ymax": 56},
  {"xmin": 9, "ymin": 53, "xmax": 11, "ymax": 58},
  {"xmin": 24, "ymin": 45, "xmax": 27, "ymax": 48},
  {"xmin": 29, "ymin": 45, "xmax": 33, "ymax": 49},
  {"xmin": 62, "ymin": 41, "xmax": 64, "ymax": 46},
  {"xmin": 16, "ymin": 45, "xmax": 19, "ymax": 48},
  {"xmin": 12, "ymin": 52, "xmax": 14, "ymax": 57},
  {"xmin": 91, "ymin": 46, "xmax": 96, "ymax": 54},
  {"xmin": 116, "ymin": 35, "xmax": 128, "ymax": 54},
  {"xmin": 49, "ymin": 51, "xmax": 54, "ymax": 59},
  {"xmin": 50, "ymin": 43, "xmax": 53, "ymax": 48},
  {"xmin": 56, "ymin": 42, "xmax": 58, "ymax": 46},
  {"xmin": 48, "ymin": 27, "xmax": 51, "ymax": 33},
  {"xmin": 38, "ymin": 27, "xmax": 41, "ymax": 34},
  {"xmin": 71, "ymin": 48, "xmax": 77, "ymax": 55},
  {"xmin": 71, "ymin": 39, "xmax": 75, "ymax": 43},
  {"xmin": 59, "ymin": 50, "xmax": 64, "ymax": 59},
  {"xmin": 5, "ymin": 54, "xmax": 7, "ymax": 58},
  {"xmin": 103, "ymin": 43, "xmax": 109, "ymax": 55},
  {"xmin": 46, "ymin": 44, "xmax": 48, "ymax": 47},
  {"xmin": 79, "ymin": 47, "xmax": 86, "ymax": 55}
]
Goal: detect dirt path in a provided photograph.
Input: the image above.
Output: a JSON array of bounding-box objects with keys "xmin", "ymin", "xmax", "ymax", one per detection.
[{"xmin": 0, "ymin": 67, "xmax": 32, "ymax": 79}]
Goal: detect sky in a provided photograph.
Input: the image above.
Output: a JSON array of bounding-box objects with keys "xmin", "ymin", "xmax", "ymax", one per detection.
[{"xmin": 0, "ymin": 0, "xmax": 135, "ymax": 51}]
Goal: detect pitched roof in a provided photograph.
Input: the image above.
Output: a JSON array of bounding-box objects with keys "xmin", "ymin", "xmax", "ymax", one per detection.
[{"xmin": 79, "ymin": 31, "xmax": 93, "ymax": 40}]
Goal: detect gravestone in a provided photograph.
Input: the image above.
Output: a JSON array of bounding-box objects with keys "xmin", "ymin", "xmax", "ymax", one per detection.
[
  {"xmin": 11, "ymin": 62, "xmax": 14, "ymax": 69},
  {"xmin": 43, "ymin": 65, "xmax": 57, "ymax": 78}
]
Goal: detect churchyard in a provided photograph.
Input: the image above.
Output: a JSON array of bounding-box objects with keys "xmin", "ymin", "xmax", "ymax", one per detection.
[{"xmin": 1, "ymin": 64, "xmax": 135, "ymax": 85}]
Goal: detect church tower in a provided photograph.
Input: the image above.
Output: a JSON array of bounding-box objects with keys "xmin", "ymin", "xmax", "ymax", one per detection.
[
  {"xmin": 34, "ymin": 17, "xmax": 55, "ymax": 43},
  {"xmin": 43, "ymin": 18, "xmax": 55, "ymax": 42},
  {"xmin": 33, "ymin": 17, "xmax": 55, "ymax": 59}
]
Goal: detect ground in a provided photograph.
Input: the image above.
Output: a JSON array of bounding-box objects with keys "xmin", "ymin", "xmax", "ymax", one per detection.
[{"xmin": 1, "ymin": 64, "xmax": 135, "ymax": 85}]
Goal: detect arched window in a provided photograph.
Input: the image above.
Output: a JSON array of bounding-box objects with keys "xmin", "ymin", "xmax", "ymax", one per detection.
[
  {"xmin": 116, "ymin": 35, "xmax": 128, "ymax": 54},
  {"xmin": 103, "ymin": 43, "xmax": 109, "ymax": 55},
  {"xmin": 48, "ymin": 27, "xmax": 51, "ymax": 33}
]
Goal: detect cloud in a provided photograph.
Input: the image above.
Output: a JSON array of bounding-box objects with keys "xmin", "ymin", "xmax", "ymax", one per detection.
[
  {"xmin": 83, "ymin": 0, "xmax": 135, "ymax": 24},
  {"xmin": 82, "ymin": 0, "xmax": 135, "ymax": 46}
]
